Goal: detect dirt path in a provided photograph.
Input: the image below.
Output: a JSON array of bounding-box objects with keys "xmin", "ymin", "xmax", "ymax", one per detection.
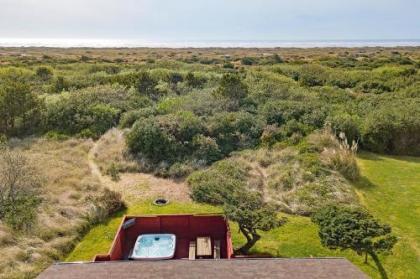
[
  {"xmin": 87, "ymin": 129, "xmax": 191, "ymax": 204},
  {"xmin": 88, "ymin": 137, "xmax": 112, "ymax": 188}
]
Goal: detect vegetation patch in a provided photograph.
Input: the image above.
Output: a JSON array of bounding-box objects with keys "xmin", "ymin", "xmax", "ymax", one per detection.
[{"xmin": 189, "ymin": 130, "xmax": 359, "ymax": 215}]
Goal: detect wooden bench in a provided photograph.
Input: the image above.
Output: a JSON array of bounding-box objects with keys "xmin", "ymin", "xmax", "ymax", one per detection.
[
  {"xmin": 196, "ymin": 237, "xmax": 212, "ymax": 257},
  {"xmin": 190, "ymin": 238, "xmax": 220, "ymax": 260}
]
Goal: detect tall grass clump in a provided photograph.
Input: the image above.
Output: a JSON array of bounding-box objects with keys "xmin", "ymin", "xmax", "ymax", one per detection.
[{"xmin": 314, "ymin": 128, "xmax": 360, "ymax": 181}]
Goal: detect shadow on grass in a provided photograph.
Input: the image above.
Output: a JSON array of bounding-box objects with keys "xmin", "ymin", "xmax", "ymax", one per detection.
[
  {"xmin": 359, "ymin": 151, "xmax": 420, "ymax": 164},
  {"xmin": 354, "ymin": 175, "xmax": 376, "ymax": 190},
  {"xmin": 358, "ymin": 152, "xmax": 384, "ymax": 161},
  {"xmin": 386, "ymin": 155, "xmax": 420, "ymax": 164},
  {"xmin": 371, "ymin": 253, "xmax": 389, "ymax": 279}
]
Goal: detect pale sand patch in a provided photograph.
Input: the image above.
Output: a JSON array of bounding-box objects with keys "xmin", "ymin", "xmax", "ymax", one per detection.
[{"xmin": 88, "ymin": 128, "xmax": 191, "ymax": 204}]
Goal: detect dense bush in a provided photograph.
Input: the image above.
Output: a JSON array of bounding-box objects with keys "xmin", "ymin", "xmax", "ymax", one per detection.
[
  {"xmin": 185, "ymin": 72, "xmax": 207, "ymax": 88},
  {"xmin": 0, "ymin": 80, "xmax": 43, "ymax": 136},
  {"xmin": 214, "ymin": 73, "xmax": 248, "ymax": 109},
  {"xmin": 119, "ymin": 107, "xmax": 156, "ymax": 128},
  {"xmin": 35, "ymin": 66, "xmax": 54, "ymax": 81},
  {"xmin": 361, "ymin": 105, "xmax": 420, "ymax": 155},
  {"xmin": 87, "ymin": 188, "xmax": 125, "ymax": 224},
  {"xmin": 188, "ymin": 159, "xmax": 249, "ymax": 204},
  {"xmin": 241, "ymin": 57, "xmax": 256, "ymax": 65},
  {"xmin": 299, "ymin": 64, "xmax": 329, "ymax": 87},
  {"xmin": 327, "ymin": 113, "xmax": 361, "ymax": 144},
  {"xmin": 44, "ymin": 84, "xmax": 136, "ymax": 137},
  {"xmin": 0, "ymin": 148, "xmax": 42, "ymax": 231},
  {"xmin": 137, "ymin": 71, "xmax": 159, "ymax": 100},
  {"xmin": 261, "ymin": 100, "xmax": 323, "ymax": 127},
  {"xmin": 127, "ymin": 111, "xmax": 204, "ymax": 163},
  {"xmin": 192, "ymin": 134, "xmax": 222, "ymax": 163},
  {"xmin": 207, "ymin": 111, "xmax": 264, "ymax": 155}
]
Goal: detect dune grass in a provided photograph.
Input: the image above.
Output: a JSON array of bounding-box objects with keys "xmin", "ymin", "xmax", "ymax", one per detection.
[{"xmin": 66, "ymin": 152, "xmax": 420, "ymax": 279}]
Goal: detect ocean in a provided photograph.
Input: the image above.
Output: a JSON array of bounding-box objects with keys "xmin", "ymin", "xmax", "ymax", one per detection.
[{"xmin": 0, "ymin": 38, "xmax": 420, "ymax": 48}]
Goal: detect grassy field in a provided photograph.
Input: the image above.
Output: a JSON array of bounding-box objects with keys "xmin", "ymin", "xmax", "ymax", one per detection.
[
  {"xmin": 355, "ymin": 152, "xmax": 420, "ymax": 279},
  {"xmin": 66, "ymin": 153, "xmax": 420, "ymax": 279}
]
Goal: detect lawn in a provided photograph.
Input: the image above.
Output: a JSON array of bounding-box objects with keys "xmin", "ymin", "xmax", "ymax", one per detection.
[
  {"xmin": 66, "ymin": 202, "xmax": 220, "ymax": 262},
  {"xmin": 65, "ymin": 201, "xmax": 379, "ymax": 277},
  {"xmin": 354, "ymin": 152, "xmax": 420, "ymax": 279},
  {"xmin": 66, "ymin": 152, "xmax": 420, "ymax": 279}
]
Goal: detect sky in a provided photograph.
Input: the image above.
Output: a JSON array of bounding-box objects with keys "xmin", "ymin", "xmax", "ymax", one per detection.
[{"xmin": 0, "ymin": 0, "xmax": 419, "ymax": 41}]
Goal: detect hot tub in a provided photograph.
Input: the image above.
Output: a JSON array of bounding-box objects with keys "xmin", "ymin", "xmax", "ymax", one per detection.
[{"xmin": 130, "ymin": 234, "xmax": 176, "ymax": 260}]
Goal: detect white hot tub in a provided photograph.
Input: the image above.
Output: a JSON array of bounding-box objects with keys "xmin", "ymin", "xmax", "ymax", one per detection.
[{"xmin": 130, "ymin": 234, "xmax": 176, "ymax": 260}]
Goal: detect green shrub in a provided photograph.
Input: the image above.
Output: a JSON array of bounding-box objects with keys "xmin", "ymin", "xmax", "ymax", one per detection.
[
  {"xmin": 2, "ymin": 196, "xmax": 40, "ymax": 231},
  {"xmin": 299, "ymin": 65, "xmax": 329, "ymax": 87},
  {"xmin": 241, "ymin": 57, "xmax": 256, "ymax": 65},
  {"xmin": 54, "ymin": 76, "xmax": 68, "ymax": 92},
  {"xmin": 223, "ymin": 62, "xmax": 235, "ymax": 69},
  {"xmin": 327, "ymin": 113, "xmax": 361, "ymax": 143},
  {"xmin": 259, "ymin": 100, "xmax": 325, "ymax": 127},
  {"xmin": 44, "ymin": 131, "xmax": 70, "ymax": 141},
  {"xmin": 119, "ymin": 107, "xmax": 156, "ymax": 128},
  {"xmin": 207, "ymin": 111, "xmax": 264, "ymax": 155},
  {"xmin": 0, "ymin": 149, "xmax": 42, "ymax": 231},
  {"xmin": 44, "ymin": 84, "xmax": 130, "ymax": 136},
  {"xmin": 192, "ymin": 135, "xmax": 222, "ymax": 164},
  {"xmin": 77, "ymin": 128, "xmax": 96, "ymax": 139},
  {"xmin": 312, "ymin": 205, "xmax": 397, "ymax": 263},
  {"xmin": 0, "ymin": 80, "xmax": 43, "ymax": 136},
  {"xmin": 126, "ymin": 111, "xmax": 204, "ymax": 163},
  {"xmin": 185, "ymin": 72, "xmax": 206, "ymax": 88},
  {"xmin": 188, "ymin": 159, "xmax": 248, "ymax": 204},
  {"xmin": 36, "ymin": 66, "xmax": 53, "ymax": 81},
  {"xmin": 361, "ymin": 105, "xmax": 420, "ymax": 155},
  {"xmin": 88, "ymin": 104, "xmax": 119, "ymax": 135},
  {"xmin": 137, "ymin": 71, "xmax": 158, "ymax": 100},
  {"xmin": 357, "ymin": 79, "xmax": 391, "ymax": 94},
  {"xmin": 214, "ymin": 74, "xmax": 248, "ymax": 108},
  {"xmin": 106, "ymin": 163, "xmax": 121, "ymax": 181},
  {"xmin": 168, "ymin": 162, "xmax": 194, "ymax": 178},
  {"xmin": 0, "ymin": 134, "xmax": 6, "ymax": 145},
  {"xmin": 87, "ymin": 189, "xmax": 125, "ymax": 224}
]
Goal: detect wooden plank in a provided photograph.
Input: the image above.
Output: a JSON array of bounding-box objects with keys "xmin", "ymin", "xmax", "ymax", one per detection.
[
  {"xmin": 196, "ymin": 237, "xmax": 212, "ymax": 257},
  {"xmin": 189, "ymin": 241, "xmax": 196, "ymax": 260},
  {"xmin": 213, "ymin": 240, "xmax": 221, "ymax": 259}
]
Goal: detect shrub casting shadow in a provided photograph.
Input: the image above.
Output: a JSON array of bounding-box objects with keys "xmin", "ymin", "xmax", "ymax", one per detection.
[{"xmin": 371, "ymin": 253, "xmax": 389, "ymax": 279}]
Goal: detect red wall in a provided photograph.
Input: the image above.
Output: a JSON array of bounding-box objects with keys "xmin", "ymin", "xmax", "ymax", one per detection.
[{"xmin": 95, "ymin": 214, "xmax": 233, "ymax": 261}]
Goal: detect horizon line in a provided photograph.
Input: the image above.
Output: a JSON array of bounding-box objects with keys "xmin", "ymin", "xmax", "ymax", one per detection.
[{"xmin": 1, "ymin": 38, "xmax": 420, "ymax": 49}]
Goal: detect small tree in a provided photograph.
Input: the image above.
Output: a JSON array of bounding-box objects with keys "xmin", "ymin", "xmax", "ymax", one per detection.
[
  {"xmin": 224, "ymin": 191, "xmax": 286, "ymax": 254},
  {"xmin": 185, "ymin": 72, "xmax": 205, "ymax": 88},
  {"xmin": 55, "ymin": 76, "xmax": 68, "ymax": 92},
  {"xmin": 299, "ymin": 64, "xmax": 328, "ymax": 87},
  {"xmin": 137, "ymin": 72, "xmax": 158, "ymax": 100},
  {"xmin": 215, "ymin": 74, "xmax": 248, "ymax": 101},
  {"xmin": 312, "ymin": 206, "xmax": 397, "ymax": 263},
  {"xmin": 0, "ymin": 148, "xmax": 42, "ymax": 231},
  {"xmin": 36, "ymin": 66, "xmax": 53, "ymax": 81},
  {"xmin": 0, "ymin": 81, "xmax": 42, "ymax": 136}
]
